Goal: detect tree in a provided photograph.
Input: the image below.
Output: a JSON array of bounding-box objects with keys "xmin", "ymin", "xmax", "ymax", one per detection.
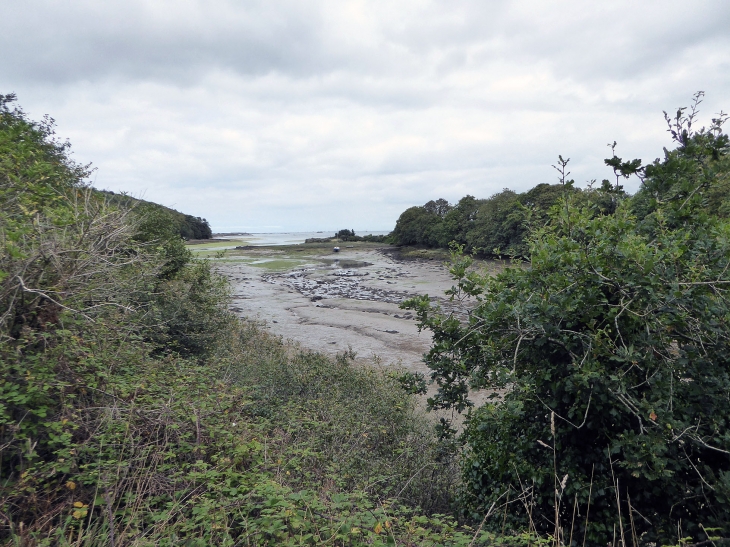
[
  {"xmin": 404, "ymin": 98, "xmax": 730, "ymax": 543},
  {"xmin": 465, "ymin": 189, "xmax": 521, "ymax": 256},
  {"xmin": 423, "ymin": 198, "xmax": 452, "ymax": 217},
  {"xmin": 335, "ymin": 228, "xmax": 362, "ymax": 242},
  {"xmin": 391, "ymin": 202, "xmax": 448, "ymax": 247},
  {"xmin": 180, "ymin": 215, "xmax": 212, "ymax": 239},
  {"xmin": 390, "ymin": 186, "xmax": 573, "ymax": 258},
  {"xmin": 442, "ymin": 195, "xmax": 483, "ymax": 248}
]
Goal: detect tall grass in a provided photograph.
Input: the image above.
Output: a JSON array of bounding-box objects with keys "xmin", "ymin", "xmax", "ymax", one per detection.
[{"xmin": 223, "ymin": 326, "xmax": 459, "ymax": 514}]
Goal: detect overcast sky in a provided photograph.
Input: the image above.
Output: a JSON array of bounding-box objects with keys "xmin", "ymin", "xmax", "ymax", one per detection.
[{"xmin": 3, "ymin": 1, "xmax": 730, "ymax": 232}]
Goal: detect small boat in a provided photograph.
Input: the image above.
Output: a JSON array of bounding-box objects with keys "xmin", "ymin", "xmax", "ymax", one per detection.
[{"xmin": 333, "ymin": 246, "xmax": 340, "ymax": 252}]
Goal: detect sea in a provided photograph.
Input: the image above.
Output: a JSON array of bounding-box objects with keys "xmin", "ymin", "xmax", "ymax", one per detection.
[{"xmin": 213, "ymin": 231, "xmax": 391, "ymax": 246}]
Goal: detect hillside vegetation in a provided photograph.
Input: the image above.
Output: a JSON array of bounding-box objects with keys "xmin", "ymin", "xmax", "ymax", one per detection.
[
  {"xmin": 99, "ymin": 191, "xmax": 212, "ymax": 240},
  {"xmin": 0, "ymin": 95, "xmax": 506, "ymax": 545},
  {"xmin": 403, "ymin": 94, "xmax": 730, "ymax": 544},
  {"xmin": 4, "ymin": 90, "xmax": 730, "ymax": 546}
]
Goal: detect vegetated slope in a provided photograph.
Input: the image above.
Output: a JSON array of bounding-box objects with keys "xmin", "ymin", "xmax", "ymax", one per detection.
[
  {"xmin": 403, "ymin": 95, "xmax": 730, "ymax": 544},
  {"xmin": 390, "ymin": 165, "xmax": 627, "ymax": 258},
  {"xmin": 99, "ymin": 190, "xmax": 213, "ymax": 240},
  {"xmin": 0, "ymin": 95, "xmax": 511, "ymax": 545}
]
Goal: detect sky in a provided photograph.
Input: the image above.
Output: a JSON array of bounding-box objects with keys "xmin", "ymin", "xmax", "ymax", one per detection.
[{"xmin": 3, "ymin": 1, "xmax": 730, "ymax": 233}]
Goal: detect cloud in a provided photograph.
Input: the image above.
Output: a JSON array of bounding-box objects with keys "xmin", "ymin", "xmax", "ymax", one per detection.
[{"xmin": 2, "ymin": 0, "xmax": 729, "ymax": 231}]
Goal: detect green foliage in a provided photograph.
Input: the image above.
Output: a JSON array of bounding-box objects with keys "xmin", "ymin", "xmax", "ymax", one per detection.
[
  {"xmin": 360, "ymin": 233, "xmax": 390, "ymax": 243},
  {"xmin": 441, "ymin": 196, "xmax": 481, "ymax": 248},
  {"xmin": 0, "ymin": 93, "xmax": 229, "ymax": 507},
  {"xmin": 335, "ymin": 228, "xmax": 357, "ymax": 241},
  {"xmin": 0, "ymin": 94, "xmax": 91, "ymax": 227},
  {"xmin": 228, "ymin": 342, "xmax": 458, "ymax": 514},
  {"xmin": 138, "ymin": 259, "xmax": 232, "ymax": 356},
  {"xmin": 391, "ymin": 203, "xmax": 452, "ymax": 248},
  {"xmin": 466, "ymin": 189, "xmax": 522, "ymax": 256},
  {"xmin": 332, "ymin": 229, "xmax": 389, "ymax": 243},
  {"xmin": 0, "ymin": 285, "xmax": 477, "ymax": 545},
  {"xmin": 390, "ymin": 183, "xmax": 602, "ymax": 257},
  {"xmin": 131, "ymin": 202, "xmax": 192, "ymax": 279},
  {"xmin": 101, "ymin": 190, "xmax": 213, "ymax": 240},
  {"xmin": 179, "ymin": 214, "xmax": 213, "ymax": 240},
  {"xmin": 631, "ymin": 93, "xmax": 730, "ymax": 228},
  {"xmin": 395, "ymin": 371, "xmax": 428, "ymax": 396},
  {"xmin": 404, "ymin": 99, "xmax": 730, "ymax": 544},
  {"xmin": 3, "ymin": 93, "xmax": 537, "ymax": 546}
]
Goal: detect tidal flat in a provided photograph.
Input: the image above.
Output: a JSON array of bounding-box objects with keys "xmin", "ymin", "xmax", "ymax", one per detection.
[{"xmin": 191, "ymin": 240, "xmax": 502, "ymax": 375}]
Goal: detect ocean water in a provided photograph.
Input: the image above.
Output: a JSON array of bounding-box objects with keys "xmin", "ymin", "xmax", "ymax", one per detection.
[{"xmin": 215, "ymin": 231, "xmax": 390, "ymax": 246}]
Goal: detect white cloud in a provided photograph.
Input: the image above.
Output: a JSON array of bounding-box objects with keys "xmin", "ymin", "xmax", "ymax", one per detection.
[{"xmin": 2, "ymin": 0, "xmax": 730, "ymax": 231}]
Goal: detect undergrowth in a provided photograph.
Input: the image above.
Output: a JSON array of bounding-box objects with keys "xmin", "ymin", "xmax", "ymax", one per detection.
[
  {"xmin": 2, "ymin": 316, "xmax": 494, "ymax": 546},
  {"xmin": 2, "ymin": 304, "xmax": 519, "ymax": 545},
  {"xmin": 1, "ymin": 92, "xmax": 529, "ymax": 545}
]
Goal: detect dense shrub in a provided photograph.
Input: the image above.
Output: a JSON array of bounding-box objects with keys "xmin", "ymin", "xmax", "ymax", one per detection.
[
  {"xmin": 404, "ymin": 97, "xmax": 730, "ymax": 544},
  {"xmin": 228, "ymin": 342, "xmax": 458, "ymax": 514}
]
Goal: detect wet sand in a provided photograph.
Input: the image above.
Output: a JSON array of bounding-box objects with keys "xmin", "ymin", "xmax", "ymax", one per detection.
[{"xmin": 212, "ymin": 245, "xmax": 458, "ymax": 375}]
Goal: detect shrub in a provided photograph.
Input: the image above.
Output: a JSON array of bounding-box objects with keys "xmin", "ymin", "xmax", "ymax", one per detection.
[
  {"xmin": 227, "ymin": 340, "xmax": 459, "ymax": 514},
  {"xmin": 404, "ymin": 97, "xmax": 730, "ymax": 544}
]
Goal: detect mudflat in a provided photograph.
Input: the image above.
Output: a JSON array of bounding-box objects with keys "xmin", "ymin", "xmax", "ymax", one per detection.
[
  {"xmin": 206, "ymin": 243, "xmax": 458, "ymax": 374},
  {"xmin": 192, "ymin": 240, "xmax": 503, "ymax": 412}
]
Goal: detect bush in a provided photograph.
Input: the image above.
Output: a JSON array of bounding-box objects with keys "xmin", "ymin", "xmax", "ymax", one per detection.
[
  {"xmin": 404, "ymin": 97, "xmax": 730, "ymax": 544},
  {"xmin": 228, "ymin": 341, "xmax": 459, "ymax": 514}
]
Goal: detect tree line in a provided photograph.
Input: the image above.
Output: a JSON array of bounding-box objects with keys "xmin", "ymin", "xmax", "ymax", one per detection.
[{"xmin": 391, "ymin": 168, "xmax": 631, "ymax": 257}]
